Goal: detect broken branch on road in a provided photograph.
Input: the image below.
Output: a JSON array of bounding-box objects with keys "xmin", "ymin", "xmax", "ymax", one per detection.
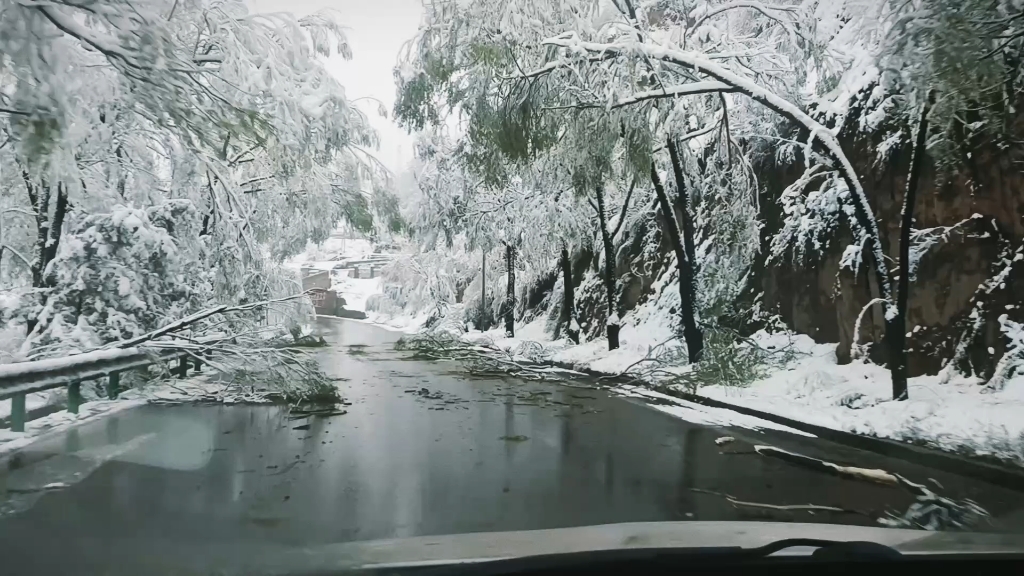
[
  {"xmin": 395, "ymin": 332, "xmax": 594, "ymax": 384},
  {"xmin": 754, "ymin": 445, "xmax": 900, "ymax": 488},
  {"xmin": 689, "ymin": 488, "xmax": 870, "ymax": 518},
  {"xmin": 752, "ymin": 444, "xmax": 990, "ymax": 530}
]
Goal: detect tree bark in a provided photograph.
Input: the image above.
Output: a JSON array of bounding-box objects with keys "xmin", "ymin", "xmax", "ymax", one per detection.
[
  {"xmin": 504, "ymin": 243, "xmax": 515, "ymax": 337},
  {"xmin": 595, "ymin": 184, "xmax": 620, "ymax": 350},
  {"xmin": 651, "ymin": 163, "xmax": 703, "ymax": 362},
  {"xmin": 560, "ymin": 245, "xmax": 579, "ymax": 344},
  {"xmin": 890, "ymin": 90, "xmax": 935, "ymax": 401},
  {"xmin": 667, "ymin": 138, "xmax": 704, "ymax": 361},
  {"xmin": 22, "ymin": 174, "xmax": 68, "ymax": 336},
  {"xmin": 41, "ymin": 181, "xmax": 68, "ymax": 277},
  {"xmin": 480, "ymin": 248, "xmax": 488, "ymax": 331},
  {"xmin": 667, "ymin": 138, "xmax": 698, "ymax": 271}
]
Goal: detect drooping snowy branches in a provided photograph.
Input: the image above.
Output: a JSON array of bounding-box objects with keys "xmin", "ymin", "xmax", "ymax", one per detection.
[{"xmin": 0, "ymin": 0, "xmax": 396, "ymax": 358}]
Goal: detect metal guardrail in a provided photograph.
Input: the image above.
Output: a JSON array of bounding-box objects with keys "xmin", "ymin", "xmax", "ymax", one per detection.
[{"xmin": 0, "ymin": 347, "xmax": 203, "ymax": 432}]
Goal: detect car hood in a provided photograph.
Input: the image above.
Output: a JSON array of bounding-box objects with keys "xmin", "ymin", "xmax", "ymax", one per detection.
[
  {"xmin": 275, "ymin": 521, "xmax": 1024, "ymax": 571},
  {"xmin": 17, "ymin": 521, "xmax": 1024, "ymax": 575}
]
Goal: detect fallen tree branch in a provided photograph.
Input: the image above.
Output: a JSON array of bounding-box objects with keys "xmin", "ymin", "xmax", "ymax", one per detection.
[
  {"xmin": 110, "ymin": 290, "xmax": 314, "ymax": 349},
  {"xmin": 690, "ymin": 488, "xmax": 869, "ymax": 516},
  {"xmin": 754, "ymin": 445, "xmax": 900, "ymax": 488},
  {"xmin": 395, "ymin": 332, "xmax": 585, "ymax": 382}
]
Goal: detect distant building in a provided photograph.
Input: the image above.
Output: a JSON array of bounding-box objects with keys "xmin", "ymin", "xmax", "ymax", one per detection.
[
  {"xmin": 301, "ymin": 271, "xmax": 367, "ymax": 319},
  {"xmin": 301, "ymin": 269, "xmax": 332, "ymax": 290}
]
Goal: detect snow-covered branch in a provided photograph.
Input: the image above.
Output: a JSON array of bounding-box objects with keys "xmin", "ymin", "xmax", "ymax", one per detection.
[
  {"xmin": 689, "ymin": 1, "xmax": 800, "ymax": 38},
  {"xmin": 609, "ymin": 81, "xmax": 737, "ymax": 108},
  {"xmin": 542, "ymin": 35, "xmax": 893, "ymax": 308}
]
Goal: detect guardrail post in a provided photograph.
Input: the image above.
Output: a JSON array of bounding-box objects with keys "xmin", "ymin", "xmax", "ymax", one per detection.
[
  {"xmin": 68, "ymin": 380, "xmax": 82, "ymax": 414},
  {"xmin": 107, "ymin": 371, "xmax": 121, "ymax": 399},
  {"xmin": 10, "ymin": 394, "xmax": 26, "ymax": 432},
  {"xmin": 176, "ymin": 356, "xmax": 189, "ymax": 378},
  {"xmin": 193, "ymin": 358, "xmax": 202, "ymax": 373}
]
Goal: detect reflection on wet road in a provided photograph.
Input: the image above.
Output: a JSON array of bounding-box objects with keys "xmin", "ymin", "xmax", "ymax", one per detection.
[{"xmin": 1, "ymin": 319, "xmax": 1024, "ymax": 573}]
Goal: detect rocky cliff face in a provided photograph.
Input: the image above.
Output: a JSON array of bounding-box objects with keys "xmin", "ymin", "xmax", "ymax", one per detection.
[{"xmin": 758, "ymin": 111, "xmax": 1024, "ymax": 378}]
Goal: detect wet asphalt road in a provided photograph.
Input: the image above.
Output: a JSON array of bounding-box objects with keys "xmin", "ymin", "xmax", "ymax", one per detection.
[{"xmin": 1, "ymin": 318, "xmax": 1024, "ymax": 573}]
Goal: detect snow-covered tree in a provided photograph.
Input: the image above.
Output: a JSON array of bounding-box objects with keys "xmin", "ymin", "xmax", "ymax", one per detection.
[
  {"xmin": 0, "ymin": 0, "xmax": 394, "ymax": 356},
  {"xmin": 397, "ymin": 0, "xmax": 932, "ymax": 397}
]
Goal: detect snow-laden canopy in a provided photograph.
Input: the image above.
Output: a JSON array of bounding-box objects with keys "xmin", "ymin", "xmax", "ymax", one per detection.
[{"xmin": 0, "ymin": 0, "xmax": 401, "ymax": 356}]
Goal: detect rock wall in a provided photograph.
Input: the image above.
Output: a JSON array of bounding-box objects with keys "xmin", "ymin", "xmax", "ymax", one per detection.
[{"xmin": 758, "ymin": 111, "xmax": 1024, "ymax": 377}]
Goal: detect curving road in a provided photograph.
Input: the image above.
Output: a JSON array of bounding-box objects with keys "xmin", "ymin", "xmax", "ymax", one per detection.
[{"xmin": 0, "ymin": 318, "xmax": 1023, "ymax": 573}]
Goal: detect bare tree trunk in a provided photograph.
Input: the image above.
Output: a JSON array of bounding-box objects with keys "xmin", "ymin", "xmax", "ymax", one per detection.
[
  {"xmin": 667, "ymin": 139, "xmax": 698, "ymax": 270},
  {"xmin": 480, "ymin": 248, "xmax": 488, "ymax": 331},
  {"xmin": 595, "ymin": 185, "xmax": 620, "ymax": 350},
  {"xmin": 41, "ymin": 182, "xmax": 68, "ymax": 276},
  {"xmin": 505, "ymin": 243, "xmax": 515, "ymax": 338},
  {"xmin": 891, "ymin": 91, "xmax": 935, "ymax": 401},
  {"xmin": 666, "ymin": 139, "xmax": 704, "ymax": 362},
  {"xmin": 22, "ymin": 174, "xmax": 68, "ymax": 336},
  {"xmin": 560, "ymin": 245, "xmax": 579, "ymax": 344},
  {"xmin": 650, "ymin": 163, "xmax": 703, "ymax": 363}
]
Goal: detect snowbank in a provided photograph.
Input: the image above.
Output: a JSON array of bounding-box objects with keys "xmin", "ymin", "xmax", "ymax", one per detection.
[
  {"xmin": 331, "ymin": 276, "xmax": 382, "ymax": 314},
  {"xmin": 697, "ymin": 333, "xmax": 1024, "ymax": 465}
]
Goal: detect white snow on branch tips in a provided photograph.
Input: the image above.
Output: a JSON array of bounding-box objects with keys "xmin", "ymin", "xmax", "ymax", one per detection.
[
  {"xmin": 689, "ymin": 1, "xmax": 800, "ymax": 34},
  {"xmin": 771, "ymin": 166, "xmax": 849, "ymax": 264}
]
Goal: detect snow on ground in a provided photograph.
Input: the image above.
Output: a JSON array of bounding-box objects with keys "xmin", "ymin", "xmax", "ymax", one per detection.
[
  {"xmin": 697, "ymin": 332, "xmax": 1024, "ymax": 464},
  {"xmin": 458, "ymin": 318, "xmax": 818, "ymax": 438},
  {"xmin": 362, "ymin": 312, "xmax": 433, "ymax": 333},
  {"xmin": 331, "ymin": 273, "xmax": 382, "ymax": 313},
  {"xmin": 614, "ymin": 384, "xmax": 815, "ymax": 437}
]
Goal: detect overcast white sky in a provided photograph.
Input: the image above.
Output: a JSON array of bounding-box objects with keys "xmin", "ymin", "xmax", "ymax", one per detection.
[{"xmin": 247, "ymin": 0, "xmax": 424, "ymax": 173}]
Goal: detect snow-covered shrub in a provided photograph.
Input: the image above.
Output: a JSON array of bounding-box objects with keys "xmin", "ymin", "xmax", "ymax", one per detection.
[
  {"xmin": 770, "ymin": 166, "xmax": 856, "ymax": 265},
  {"xmin": 13, "ymin": 202, "xmax": 211, "ymax": 353},
  {"xmin": 628, "ymin": 327, "xmax": 800, "ymax": 394},
  {"xmin": 367, "ymin": 246, "xmax": 475, "ymax": 321},
  {"xmin": 208, "ymin": 352, "xmax": 338, "ymax": 405}
]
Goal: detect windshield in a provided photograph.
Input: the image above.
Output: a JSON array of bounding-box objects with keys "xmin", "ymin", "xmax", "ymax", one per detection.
[{"xmin": 2, "ymin": 0, "xmax": 1024, "ymax": 574}]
